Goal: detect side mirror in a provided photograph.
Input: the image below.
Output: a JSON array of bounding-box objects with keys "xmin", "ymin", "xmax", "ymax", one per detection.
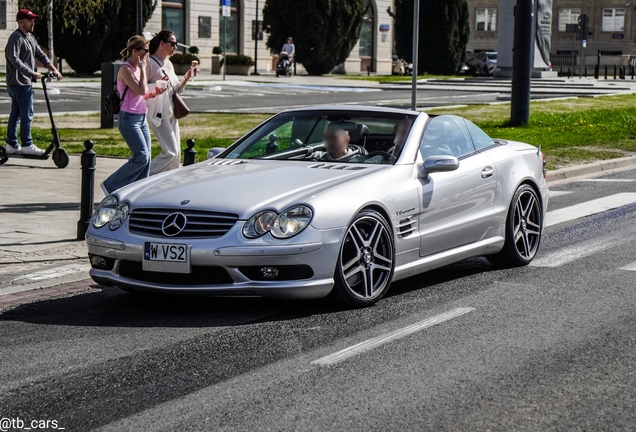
[
  {"xmin": 419, "ymin": 155, "xmax": 459, "ymax": 177},
  {"xmin": 207, "ymin": 147, "xmax": 225, "ymax": 159}
]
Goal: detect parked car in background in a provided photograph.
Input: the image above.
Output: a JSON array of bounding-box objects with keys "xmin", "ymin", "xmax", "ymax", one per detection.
[{"xmin": 469, "ymin": 52, "xmax": 497, "ymax": 76}]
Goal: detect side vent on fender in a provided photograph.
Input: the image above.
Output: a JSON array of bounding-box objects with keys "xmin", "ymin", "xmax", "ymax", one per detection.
[{"xmin": 397, "ymin": 217, "xmax": 417, "ymax": 237}]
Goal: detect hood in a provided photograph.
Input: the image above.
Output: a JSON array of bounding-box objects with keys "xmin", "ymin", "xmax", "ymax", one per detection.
[{"xmin": 114, "ymin": 160, "xmax": 387, "ymax": 219}]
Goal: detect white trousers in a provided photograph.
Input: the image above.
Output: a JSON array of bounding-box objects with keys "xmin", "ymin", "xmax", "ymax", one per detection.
[{"xmin": 149, "ymin": 115, "xmax": 181, "ymax": 175}]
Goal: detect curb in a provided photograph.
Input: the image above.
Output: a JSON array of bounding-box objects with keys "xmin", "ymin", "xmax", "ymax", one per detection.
[{"xmin": 546, "ymin": 155, "xmax": 636, "ymax": 183}]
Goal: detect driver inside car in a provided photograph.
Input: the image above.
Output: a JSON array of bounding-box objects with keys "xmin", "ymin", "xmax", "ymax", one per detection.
[{"xmin": 311, "ymin": 123, "xmax": 368, "ymax": 162}]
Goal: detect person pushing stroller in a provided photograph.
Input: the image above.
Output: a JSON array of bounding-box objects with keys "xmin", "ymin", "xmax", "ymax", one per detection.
[{"xmin": 276, "ymin": 37, "xmax": 295, "ymax": 77}]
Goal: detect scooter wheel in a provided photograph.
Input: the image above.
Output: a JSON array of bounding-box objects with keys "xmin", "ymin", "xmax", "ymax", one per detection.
[
  {"xmin": 0, "ymin": 146, "xmax": 8, "ymax": 165},
  {"xmin": 53, "ymin": 148, "xmax": 69, "ymax": 169}
]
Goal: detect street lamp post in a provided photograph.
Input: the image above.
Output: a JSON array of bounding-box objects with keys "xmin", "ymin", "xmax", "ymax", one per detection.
[
  {"xmin": 136, "ymin": 0, "xmax": 143, "ymax": 35},
  {"xmin": 253, "ymin": 0, "xmax": 260, "ymax": 75},
  {"xmin": 510, "ymin": 0, "xmax": 534, "ymax": 126},
  {"xmin": 411, "ymin": 0, "xmax": 420, "ymax": 110}
]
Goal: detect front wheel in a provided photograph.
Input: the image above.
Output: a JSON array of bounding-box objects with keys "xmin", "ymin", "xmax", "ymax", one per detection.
[
  {"xmin": 0, "ymin": 146, "xmax": 8, "ymax": 165},
  {"xmin": 330, "ymin": 209, "xmax": 395, "ymax": 308},
  {"xmin": 487, "ymin": 184, "xmax": 543, "ymax": 267}
]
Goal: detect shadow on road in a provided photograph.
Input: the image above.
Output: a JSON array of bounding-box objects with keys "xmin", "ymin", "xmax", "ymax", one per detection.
[{"xmin": 0, "ymin": 202, "xmax": 80, "ymax": 213}]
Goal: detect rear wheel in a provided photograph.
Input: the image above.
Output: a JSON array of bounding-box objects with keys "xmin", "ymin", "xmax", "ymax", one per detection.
[
  {"xmin": 487, "ymin": 184, "xmax": 542, "ymax": 267},
  {"xmin": 53, "ymin": 148, "xmax": 69, "ymax": 168},
  {"xmin": 0, "ymin": 146, "xmax": 7, "ymax": 165},
  {"xmin": 330, "ymin": 209, "xmax": 395, "ymax": 308}
]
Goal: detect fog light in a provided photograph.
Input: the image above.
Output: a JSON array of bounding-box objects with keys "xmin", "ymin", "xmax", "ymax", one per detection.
[
  {"xmin": 90, "ymin": 255, "xmax": 108, "ymax": 269},
  {"xmin": 259, "ymin": 266, "xmax": 279, "ymax": 279}
]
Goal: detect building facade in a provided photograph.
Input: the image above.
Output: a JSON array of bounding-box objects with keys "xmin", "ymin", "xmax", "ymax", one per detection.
[
  {"xmin": 0, "ymin": 0, "xmax": 394, "ymax": 74},
  {"xmin": 147, "ymin": 0, "xmax": 394, "ymax": 74},
  {"xmin": 467, "ymin": 0, "xmax": 636, "ymax": 66}
]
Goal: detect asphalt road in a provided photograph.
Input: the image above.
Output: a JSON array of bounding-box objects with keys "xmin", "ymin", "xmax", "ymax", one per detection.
[
  {"xmin": 1, "ymin": 168, "xmax": 636, "ymax": 431},
  {"xmin": 0, "ymin": 81, "xmax": 601, "ymax": 115}
]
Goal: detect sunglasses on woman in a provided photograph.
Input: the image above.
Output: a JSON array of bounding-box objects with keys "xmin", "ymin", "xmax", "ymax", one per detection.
[{"xmin": 165, "ymin": 41, "xmax": 178, "ymax": 47}]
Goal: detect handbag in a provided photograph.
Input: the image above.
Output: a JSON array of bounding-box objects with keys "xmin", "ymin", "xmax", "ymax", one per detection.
[
  {"xmin": 151, "ymin": 56, "xmax": 190, "ymax": 119},
  {"xmin": 104, "ymin": 85, "xmax": 128, "ymax": 115}
]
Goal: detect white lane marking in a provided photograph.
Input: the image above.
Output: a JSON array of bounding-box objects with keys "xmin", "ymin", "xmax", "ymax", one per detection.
[
  {"xmin": 545, "ymin": 193, "xmax": 636, "ymax": 227},
  {"xmin": 531, "ymin": 233, "xmax": 633, "ymax": 268},
  {"xmin": 311, "ymin": 307, "xmax": 474, "ymax": 366},
  {"xmin": 580, "ymin": 178, "xmax": 636, "ymax": 183},
  {"xmin": 548, "ymin": 190, "xmax": 573, "ymax": 198},
  {"xmin": 619, "ymin": 261, "xmax": 636, "ymax": 271},
  {"xmin": 11, "ymin": 263, "xmax": 91, "ymax": 283}
]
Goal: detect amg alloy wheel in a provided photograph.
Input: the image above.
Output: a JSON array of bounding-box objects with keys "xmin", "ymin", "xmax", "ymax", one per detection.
[
  {"xmin": 331, "ymin": 209, "xmax": 395, "ymax": 308},
  {"xmin": 488, "ymin": 184, "xmax": 542, "ymax": 267}
]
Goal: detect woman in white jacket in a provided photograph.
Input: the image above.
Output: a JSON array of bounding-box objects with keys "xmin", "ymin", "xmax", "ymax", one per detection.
[{"xmin": 146, "ymin": 30, "xmax": 198, "ymax": 175}]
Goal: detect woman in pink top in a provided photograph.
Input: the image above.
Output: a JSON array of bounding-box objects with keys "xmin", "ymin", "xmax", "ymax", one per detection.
[{"xmin": 101, "ymin": 35, "xmax": 166, "ymax": 195}]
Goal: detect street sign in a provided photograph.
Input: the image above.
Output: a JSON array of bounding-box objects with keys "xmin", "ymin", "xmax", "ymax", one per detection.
[
  {"xmin": 578, "ymin": 13, "xmax": 590, "ymax": 26},
  {"xmin": 222, "ymin": 6, "xmax": 231, "ymax": 17}
]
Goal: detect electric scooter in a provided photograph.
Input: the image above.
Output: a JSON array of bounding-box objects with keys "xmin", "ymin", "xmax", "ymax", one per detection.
[{"xmin": 0, "ymin": 72, "xmax": 70, "ymax": 168}]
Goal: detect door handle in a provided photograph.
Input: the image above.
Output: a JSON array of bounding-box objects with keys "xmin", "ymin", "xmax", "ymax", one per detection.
[{"xmin": 481, "ymin": 166, "xmax": 494, "ymax": 178}]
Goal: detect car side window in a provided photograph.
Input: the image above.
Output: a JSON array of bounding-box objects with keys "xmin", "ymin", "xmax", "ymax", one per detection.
[
  {"xmin": 419, "ymin": 115, "xmax": 475, "ymax": 160},
  {"xmin": 464, "ymin": 119, "xmax": 497, "ymax": 151}
]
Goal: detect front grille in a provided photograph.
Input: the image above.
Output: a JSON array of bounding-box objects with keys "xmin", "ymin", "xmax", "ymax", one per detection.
[
  {"xmin": 119, "ymin": 261, "xmax": 234, "ymax": 285},
  {"xmin": 129, "ymin": 208, "xmax": 238, "ymax": 239}
]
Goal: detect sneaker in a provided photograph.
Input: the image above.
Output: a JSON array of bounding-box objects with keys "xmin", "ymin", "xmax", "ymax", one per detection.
[
  {"xmin": 21, "ymin": 145, "xmax": 45, "ymax": 156},
  {"xmin": 5, "ymin": 145, "xmax": 21, "ymax": 155},
  {"xmin": 100, "ymin": 182, "xmax": 110, "ymax": 196}
]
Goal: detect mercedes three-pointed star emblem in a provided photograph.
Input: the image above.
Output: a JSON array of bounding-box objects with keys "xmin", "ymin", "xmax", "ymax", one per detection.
[{"xmin": 162, "ymin": 212, "xmax": 187, "ymax": 237}]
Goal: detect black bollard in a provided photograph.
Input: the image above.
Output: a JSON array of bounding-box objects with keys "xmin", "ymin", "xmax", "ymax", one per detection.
[
  {"xmin": 605, "ymin": 64, "xmax": 608, "ymax": 79},
  {"xmin": 594, "ymin": 64, "xmax": 599, "ymax": 80},
  {"xmin": 183, "ymin": 138, "xmax": 197, "ymax": 166},
  {"xmin": 77, "ymin": 140, "xmax": 96, "ymax": 240},
  {"xmin": 614, "ymin": 65, "xmax": 617, "ymax": 79},
  {"xmin": 584, "ymin": 66, "xmax": 588, "ymax": 77}
]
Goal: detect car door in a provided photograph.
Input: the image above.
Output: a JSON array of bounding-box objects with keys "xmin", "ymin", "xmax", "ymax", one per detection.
[{"xmin": 417, "ymin": 115, "xmax": 497, "ymax": 257}]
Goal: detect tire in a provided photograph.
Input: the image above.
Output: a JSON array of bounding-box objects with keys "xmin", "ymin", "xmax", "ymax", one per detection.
[
  {"xmin": 53, "ymin": 148, "xmax": 69, "ymax": 168},
  {"xmin": 487, "ymin": 184, "xmax": 543, "ymax": 267},
  {"xmin": 0, "ymin": 146, "xmax": 8, "ymax": 165},
  {"xmin": 330, "ymin": 209, "xmax": 395, "ymax": 308}
]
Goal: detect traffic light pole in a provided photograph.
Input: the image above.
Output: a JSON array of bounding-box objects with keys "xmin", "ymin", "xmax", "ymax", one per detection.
[{"xmin": 510, "ymin": 0, "xmax": 534, "ymax": 126}]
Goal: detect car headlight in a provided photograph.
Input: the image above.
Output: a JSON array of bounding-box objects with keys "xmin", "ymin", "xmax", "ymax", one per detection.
[
  {"xmin": 108, "ymin": 202, "xmax": 130, "ymax": 230},
  {"xmin": 271, "ymin": 205, "xmax": 313, "ymax": 239},
  {"xmin": 92, "ymin": 196, "xmax": 118, "ymax": 229},
  {"xmin": 242, "ymin": 205, "xmax": 313, "ymax": 239},
  {"xmin": 243, "ymin": 210, "xmax": 278, "ymax": 238}
]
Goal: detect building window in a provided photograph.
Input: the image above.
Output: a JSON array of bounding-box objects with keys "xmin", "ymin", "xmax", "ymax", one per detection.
[
  {"xmin": 602, "ymin": 8, "xmax": 625, "ymax": 32},
  {"xmin": 219, "ymin": 0, "xmax": 240, "ymax": 54},
  {"xmin": 558, "ymin": 8, "xmax": 581, "ymax": 32},
  {"xmin": 475, "ymin": 8, "xmax": 497, "ymax": 32},
  {"xmin": 162, "ymin": 1, "xmax": 185, "ymax": 45},
  {"xmin": 0, "ymin": 1, "xmax": 6, "ymax": 30},
  {"xmin": 359, "ymin": 1, "xmax": 374, "ymax": 57}
]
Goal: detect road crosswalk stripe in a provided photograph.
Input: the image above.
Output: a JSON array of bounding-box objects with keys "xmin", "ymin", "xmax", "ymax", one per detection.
[
  {"xmin": 619, "ymin": 261, "xmax": 636, "ymax": 271},
  {"xmin": 548, "ymin": 190, "xmax": 573, "ymax": 198},
  {"xmin": 580, "ymin": 179, "xmax": 636, "ymax": 183},
  {"xmin": 544, "ymin": 193, "xmax": 636, "ymax": 227},
  {"xmin": 531, "ymin": 232, "xmax": 634, "ymax": 268},
  {"xmin": 11, "ymin": 263, "xmax": 91, "ymax": 283},
  {"xmin": 311, "ymin": 307, "xmax": 474, "ymax": 366}
]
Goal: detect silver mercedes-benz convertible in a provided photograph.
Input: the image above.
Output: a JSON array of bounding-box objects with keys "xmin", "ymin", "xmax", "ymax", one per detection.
[{"xmin": 87, "ymin": 106, "xmax": 548, "ymax": 307}]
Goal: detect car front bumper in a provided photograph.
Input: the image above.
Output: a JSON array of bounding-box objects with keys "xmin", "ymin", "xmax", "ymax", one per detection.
[{"xmin": 86, "ymin": 224, "xmax": 345, "ymax": 300}]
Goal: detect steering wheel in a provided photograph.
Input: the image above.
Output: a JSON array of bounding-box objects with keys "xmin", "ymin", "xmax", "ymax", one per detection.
[{"xmin": 366, "ymin": 151, "xmax": 394, "ymax": 163}]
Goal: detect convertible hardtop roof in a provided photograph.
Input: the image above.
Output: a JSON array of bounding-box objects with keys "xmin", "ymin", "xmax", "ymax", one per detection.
[{"xmin": 280, "ymin": 105, "xmax": 424, "ymax": 117}]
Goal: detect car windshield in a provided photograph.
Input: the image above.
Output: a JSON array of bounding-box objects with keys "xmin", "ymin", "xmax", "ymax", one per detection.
[
  {"xmin": 221, "ymin": 111, "xmax": 418, "ymax": 165},
  {"xmin": 487, "ymin": 53, "xmax": 497, "ymax": 61}
]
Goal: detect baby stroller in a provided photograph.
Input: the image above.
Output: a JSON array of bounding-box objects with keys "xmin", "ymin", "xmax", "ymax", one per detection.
[{"xmin": 276, "ymin": 51, "xmax": 292, "ymax": 78}]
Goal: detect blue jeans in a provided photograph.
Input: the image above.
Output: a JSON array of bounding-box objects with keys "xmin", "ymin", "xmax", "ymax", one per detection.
[
  {"xmin": 103, "ymin": 112, "xmax": 151, "ymax": 193},
  {"xmin": 5, "ymin": 85, "xmax": 34, "ymax": 148}
]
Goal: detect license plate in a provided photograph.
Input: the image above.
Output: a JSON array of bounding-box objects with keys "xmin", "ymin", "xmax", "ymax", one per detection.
[{"xmin": 143, "ymin": 242, "xmax": 191, "ymax": 274}]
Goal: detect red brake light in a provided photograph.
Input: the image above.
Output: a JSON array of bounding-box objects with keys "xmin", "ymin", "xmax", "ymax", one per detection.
[{"xmin": 542, "ymin": 153, "xmax": 547, "ymax": 179}]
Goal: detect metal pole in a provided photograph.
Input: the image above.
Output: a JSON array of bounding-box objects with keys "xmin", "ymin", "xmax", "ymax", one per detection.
[
  {"xmin": 77, "ymin": 140, "xmax": 96, "ymax": 240},
  {"xmin": 253, "ymin": 0, "xmax": 259, "ymax": 75},
  {"xmin": 223, "ymin": 16, "xmax": 227, "ymax": 81},
  {"xmin": 136, "ymin": 0, "xmax": 143, "ymax": 35},
  {"xmin": 410, "ymin": 0, "xmax": 420, "ymax": 110},
  {"xmin": 183, "ymin": 139, "xmax": 197, "ymax": 166},
  {"xmin": 510, "ymin": 0, "xmax": 534, "ymax": 126},
  {"xmin": 48, "ymin": 0, "xmax": 54, "ymax": 64}
]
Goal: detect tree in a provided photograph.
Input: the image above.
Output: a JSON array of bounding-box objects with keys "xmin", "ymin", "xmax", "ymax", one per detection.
[
  {"xmin": 263, "ymin": 0, "xmax": 367, "ymax": 76},
  {"xmin": 19, "ymin": 0, "xmax": 157, "ymax": 75},
  {"xmin": 394, "ymin": 0, "xmax": 469, "ymax": 75}
]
